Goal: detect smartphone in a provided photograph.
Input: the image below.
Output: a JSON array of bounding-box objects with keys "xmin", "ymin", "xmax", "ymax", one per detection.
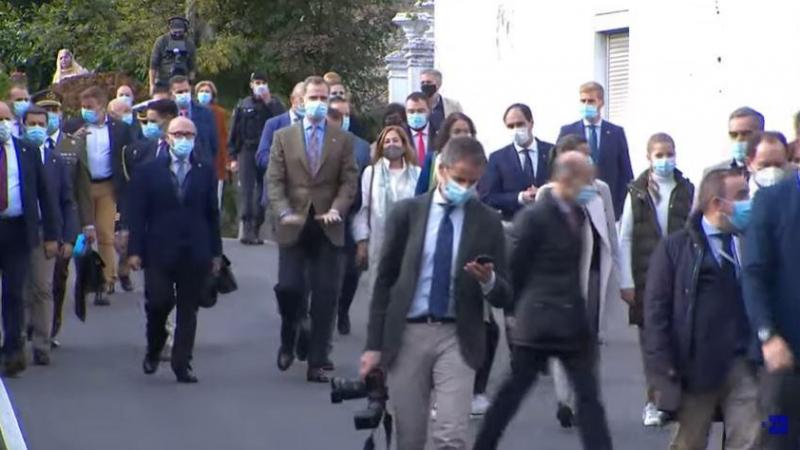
[{"xmin": 475, "ymin": 254, "xmax": 494, "ymax": 265}]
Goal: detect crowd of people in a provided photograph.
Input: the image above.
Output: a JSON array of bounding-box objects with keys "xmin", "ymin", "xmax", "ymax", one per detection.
[{"xmin": 1, "ymin": 14, "xmax": 800, "ymax": 450}]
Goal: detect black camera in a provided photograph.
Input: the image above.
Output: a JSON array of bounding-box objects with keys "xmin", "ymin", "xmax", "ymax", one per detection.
[{"xmin": 330, "ymin": 369, "xmax": 388, "ymax": 430}]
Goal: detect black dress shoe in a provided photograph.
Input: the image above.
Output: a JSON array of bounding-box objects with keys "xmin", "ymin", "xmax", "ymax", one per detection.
[
  {"xmin": 337, "ymin": 314, "xmax": 351, "ymax": 335},
  {"xmin": 33, "ymin": 350, "xmax": 51, "ymax": 366},
  {"xmin": 306, "ymin": 368, "xmax": 330, "ymax": 383},
  {"xmin": 119, "ymin": 275, "xmax": 134, "ymax": 292},
  {"xmin": 556, "ymin": 403, "xmax": 574, "ymax": 428},
  {"xmin": 276, "ymin": 347, "xmax": 294, "ymax": 371},
  {"xmin": 3, "ymin": 352, "xmax": 27, "ymax": 377},
  {"xmin": 322, "ymin": 359, "xmax": 335, "ymax": 371},
  {"xmin": 174, "ymin": 367, "xmax": 199, "ymax": 383},
  {"xmin": 143, "ymin": 356, "xmax": 160, "ymax": 375},
  {"xmin": 94, "ymin": 292, "xmax": 110, "ymax": 306}
]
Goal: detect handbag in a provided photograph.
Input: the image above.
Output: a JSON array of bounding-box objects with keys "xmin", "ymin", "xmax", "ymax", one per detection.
[{"xmin": 198, "ymin": 255, "xmax": 237, "ymax": 309}]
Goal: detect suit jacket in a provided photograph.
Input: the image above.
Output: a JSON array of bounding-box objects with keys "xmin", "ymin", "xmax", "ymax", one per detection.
[
  {"xmin": 365, "ymin": 194, "xmax": 511, "ymax": 370},
  {"xmin": 509, "ymin": 192, "xmax": 591, "ymax": 351},
  {"xmin": 6, "ymin": 137, "xmax": 59, "ymax": 249},
  {"xmin": 266, "ymin": 121, "xmax": 359, "ymax": 247},
  {"xmin": 479, "ymin": 139, "xmax": 554, "ymax": 221},
  {"xmin": 185, "ymin": 101, "xmax": 219, "ymax": 164},
  {"xmin": 256, "ymin": 112, "xmax": 292, "ymax": 169},
  {"xmin": 558, "ymin": 120, "xmax": 633, "ymax": 219},
  {"xmin": 743, "ymin": 175, "xmax": 800, "ymax": 357},
  {"xmin": 128, "ymin": 155, "xmax": 222, "ymax": 268},
  {"xmin": 52, "ymin": 131, "xmax": 93, "ymax": 228},
  {"xmin": 64, "ymin": 116, "xmax": 133, "ymax": 201},
  {"xmin": 41, "ymin": 145, "xmax": 80, "ymax": 243},
  {"xmin": 120, "ymin": 139, "xmax": 161, "ymax": 227}
]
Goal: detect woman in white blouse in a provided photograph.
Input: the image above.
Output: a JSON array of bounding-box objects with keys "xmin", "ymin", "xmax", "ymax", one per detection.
[{"xmin": 353, "ymin": 125, "xmax": 421, "ymax": 291}]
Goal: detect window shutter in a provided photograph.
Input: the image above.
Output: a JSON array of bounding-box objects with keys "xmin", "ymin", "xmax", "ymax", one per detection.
[{"xmin": 607, "ymin": 31, "xmax": 629, "ymax": 124}]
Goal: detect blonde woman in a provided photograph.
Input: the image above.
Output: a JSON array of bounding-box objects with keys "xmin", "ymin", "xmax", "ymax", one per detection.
[
  {"xmin": 353, "ymin": 125, "xmax": 421, "ymax": 291},
  {"xmin": 52, "ymin": 49, "xmax": 89, "ymax": 84}
]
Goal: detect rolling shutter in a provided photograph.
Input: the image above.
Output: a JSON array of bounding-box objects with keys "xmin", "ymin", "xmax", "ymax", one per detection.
[{"xmin": 607, "ymin": 31, "xmax": 629, "ymax": 124}]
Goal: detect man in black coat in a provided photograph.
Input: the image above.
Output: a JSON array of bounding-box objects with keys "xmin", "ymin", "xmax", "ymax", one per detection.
[
  {"xmin": 644, "ymin": 168, "xmax": 760, "ymax": 449},
  {"xmin": 0, "ymin": 101, "xmax": 59, "ymax": 376},
  {"xmin": 474, "ymin": 151, "xmax": 612, "ymax": 450}
]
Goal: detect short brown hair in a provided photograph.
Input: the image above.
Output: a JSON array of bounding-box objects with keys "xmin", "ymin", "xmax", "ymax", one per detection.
[
  {"xmin": 194, "ymin": 80, "xmax": 218, "ymax": 97},
  {"xmin": 79, "ymin": 86, "xmax": 108, "ymax": 105},
  {"xmin": 323, "ymin": 72, "xmax": 342, "ymax": 85},
  {"xmin": 647, "ymin": 133, "xmax": 676, "ymax": 154},
  {"xmin": 579, "ymin": 81, "xmax": 605, "ymax": 99},
  {"xmin": 169, "ymin": 75, "xmax": 190, "ymax": 89},
  {"xmin": 697, "ymin": 168, "xmax": 745, "ymax": 213},
  {"xmin": 745, "ymin": 131, "xmax": 788, "ymax": 159},
  {"xmin": 440, "ymin": 136, "xmax": 487, "ymax": 168},
  {"xmin": 303, "ymin": 76, "xmax": 329, "ymax": 94}
]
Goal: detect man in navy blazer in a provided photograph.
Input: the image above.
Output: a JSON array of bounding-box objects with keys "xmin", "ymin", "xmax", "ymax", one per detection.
[
  {"xmin": 557, "ymin": 82, "xmax": 633, "ymax": 219},
  {"xmin": 479, "ymin": 103, "xmax": 554, "ymax": 221},
  {"xmin": 0, "ymin": 101, "xmax": 59, "ymax": 376},
  {"xmin": 742, "ymin": 170, "xmax": 800, "ymax": 450},
  {"xmin": 128, "ymin": 117, "xmax": 222, "ymax": 383},
  {"xmin": 169, "ymin": 75, "xmax": 218, "ymax": 164},
  {"xmin": 255, "ymin": 81, "xmax": 306, "ymax": 170}
]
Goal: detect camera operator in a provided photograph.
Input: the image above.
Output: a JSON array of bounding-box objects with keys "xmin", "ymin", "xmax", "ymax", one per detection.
[
  {"xmin": 360, "ymin": 136, "xmax": 511, "ymax": 450},
  {"xmin": 149, "ymin": 16, "xmax": 196, "ymax": 95}
]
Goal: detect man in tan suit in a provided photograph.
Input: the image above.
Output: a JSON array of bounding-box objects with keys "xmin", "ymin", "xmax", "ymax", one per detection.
[{"xmin": 267, "ymin": 75, "xmax": 358, "ymax": 383}]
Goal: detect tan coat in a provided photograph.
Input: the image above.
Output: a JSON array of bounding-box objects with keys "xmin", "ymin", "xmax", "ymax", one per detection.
[{"xmin": 266, "ymin": 122, "xmax": 358, "ymax": 247}]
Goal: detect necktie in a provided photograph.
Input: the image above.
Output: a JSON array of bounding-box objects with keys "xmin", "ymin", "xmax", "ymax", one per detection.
[
  {"xmin": 0, "ymin": 144, "xmax": 7, "ymax": 211},
  {"xmin": 589, "ymin": 125, "xmax": 599, "ymax": 162},
  {"xmin": 45, "ymin": 138, "xmax": 54, "ymax": 162},
  {"xmin": 307, "ymin": 126, "xmax": 321, "ymax": 175},
  {"xmin": 429, "ymin": 204, "xmax": 455, "ymax": 318},
  {"xmin": 157, "ymin": 141, "xmax": 169, "ymax": 159},
  {"xmin": 523, "ymin": 149, "xmax": 535, "ymax": 184},
  {"xmin": 176, "ymin": 161, "xmax": 188, "ymax": 197},
  {"xmin": 716, "ymin": 233, "xmax": 737, "ymax": 279},
  {"xmin": 416, "ymin": 132, "xmax": 426, "ymax": 166}
]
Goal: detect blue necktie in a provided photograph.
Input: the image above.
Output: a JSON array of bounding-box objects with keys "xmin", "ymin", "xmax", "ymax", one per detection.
[
  {"xmin": 522, "ymin": 149, "xmax": 535, "ymax": 184},
  {"xmin": 429, "ymin": 204, "xmax": 455, "ymax": 318},
  {"xmin": 589, "ymin": 125, "xmax": 599, "ymax": 162},
  {"xmin": 45, "ymin": 138, "xmax": 54, "ymax": 162}
]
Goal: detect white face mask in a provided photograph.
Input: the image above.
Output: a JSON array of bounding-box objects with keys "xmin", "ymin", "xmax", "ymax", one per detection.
[
  {"xmin": 753, "ymin": 166, "xmax": 786, "ymax": 188},
  {"xmin": 509, "ymin": 126, "xmax": 532, "ymax": 147}
]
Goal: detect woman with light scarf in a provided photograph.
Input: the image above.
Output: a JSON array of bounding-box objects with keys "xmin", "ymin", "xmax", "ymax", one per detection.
[
  {"xmin": 352, "ymin": 125, "xmax": 420, "ymax": 292},
  {"xmin": 52, "ymin": 49, "xmax": 89, "ymax": 84}
]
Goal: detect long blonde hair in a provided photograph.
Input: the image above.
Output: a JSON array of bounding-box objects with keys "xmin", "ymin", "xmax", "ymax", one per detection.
[
  {"xmin": 52, "ymin": 49, "xmax": 88, "ymax": 84},
  {"xmin": 373, "ymin": 126, "xmax": 417, "ymax": 166}
]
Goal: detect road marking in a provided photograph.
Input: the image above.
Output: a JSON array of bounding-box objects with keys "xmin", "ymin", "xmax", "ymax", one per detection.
[{"xmin": 0, "ymin": 378, "xmax": 27, "ymax": 450}]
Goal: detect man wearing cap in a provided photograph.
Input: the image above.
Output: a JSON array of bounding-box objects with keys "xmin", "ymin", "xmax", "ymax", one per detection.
[
  {"xmin": 228, "ymin": 72, "xmax": 285, "ymax": 245},
  {"xmin": 149, "ymin": 16, "xmax": 196, "ymax": 95}
]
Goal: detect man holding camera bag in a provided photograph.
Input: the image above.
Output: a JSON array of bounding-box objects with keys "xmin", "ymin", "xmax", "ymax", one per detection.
[{"xmin": 361, "ymin": 137, "xmax": 511, "ymax": 450}]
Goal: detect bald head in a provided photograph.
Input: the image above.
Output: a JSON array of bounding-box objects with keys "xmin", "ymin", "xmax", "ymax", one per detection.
[
  {"xmin": 107, "ymin": 98, "xmax": 132, "ymax": 120},
  {"xmin": 0, "ymin": 102, "xmax": 11, "ymax": 121},
  {"xmin": 168, "ymin": 116, "xmax": 197, "ymax": 136},
  {"xmin": 552, "ymin": 151, "xmax": 595, "ymax": 203}
]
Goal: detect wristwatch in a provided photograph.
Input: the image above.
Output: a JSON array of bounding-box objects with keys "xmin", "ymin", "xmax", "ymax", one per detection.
[{"xmin": 758, "ymin": 327, "xmax": 775, "ymax": 343}]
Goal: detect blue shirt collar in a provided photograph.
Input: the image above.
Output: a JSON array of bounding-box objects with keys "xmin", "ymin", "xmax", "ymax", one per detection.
[
  {"xmin": 303, "ymin": 117, "xmax": 326, "ymax": 131},
  {"xmin": 701, "ymin": 215, "xmax": 723, "ymax": 237}
]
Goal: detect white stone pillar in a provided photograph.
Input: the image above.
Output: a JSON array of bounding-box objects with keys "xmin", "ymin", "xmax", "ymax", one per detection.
[{"xmin": 385, "ymin": 50, "xmax": 408, "ymax": 103}]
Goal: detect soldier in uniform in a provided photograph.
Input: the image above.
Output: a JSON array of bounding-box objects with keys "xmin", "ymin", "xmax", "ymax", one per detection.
[
  {"xmin": 148, "ymin": 16, "xmax": 196, "ymax": 95},
  {"xmin": 228, "ymin": 72, "xmax": 285, "ymax": 245}
]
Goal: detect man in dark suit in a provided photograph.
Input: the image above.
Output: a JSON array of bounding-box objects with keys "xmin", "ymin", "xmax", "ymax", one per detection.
[
  {"xmin": 474, "ymin": 152, "xmax": 613, "ymax": 450},
  {"xmin": 266, "ymin": 76, "xmax": 358, "ymax": 383},
  {"xmin": 20, "ymin": 106, "xmax": 79, "ymax": 366},
  {"xmin": 361, "ymin": 137, "xmax": 510, "ymax": 449},
  {"xmin": 743, "ymin": 166, "xmax": 800, "ymax": 450},
  {"xmin": 0, "ymin": 101, "xmax": 59, "ymax": 376},
  {"xmin": 703, "ymin": 107, "xmax": 765, "ymax": 178},
  {"xmin": 479, "ymin": 103, "xmax": 554, "ymax": 221},
  {"xmin": 406, "ymin": 91, "xmax": 438, "ymax": 167},
  {"xmin": 67, "ymin": 86, "xmax": 133, "ymax": 304},
  {"xmin": 558, "ymin": 81, "xmax": 633, "ymax": 219},
  {"xmin": 645, "ymin": 169, "xmax": 760, "ymax": 449},
  {"xmin": 127, "ymin": 117, "xmax": 222, "ymax": 383},
  {"xmin": 169, "ymin": 75, "xmax": 218, "ymax": 164}
]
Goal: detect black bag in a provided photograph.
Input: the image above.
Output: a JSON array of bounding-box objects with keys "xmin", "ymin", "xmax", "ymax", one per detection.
[
  {"xmin": 198, "ymin": 255, "xmax": 237, "ymax": 309},
  {"xmin": 74, "ymin": 251, "xmax": 106, "ymax": 321}
]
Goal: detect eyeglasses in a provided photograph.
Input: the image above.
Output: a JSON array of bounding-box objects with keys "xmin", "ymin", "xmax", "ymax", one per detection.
[{"xmin": 168, "ymin": 131, "xmax": 196, "ymax": 139}]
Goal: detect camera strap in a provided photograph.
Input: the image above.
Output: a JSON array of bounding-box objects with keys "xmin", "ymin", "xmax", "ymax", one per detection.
[{"xmin": 362, "ymin": 412, "xmax": 393, "ymax": 450}]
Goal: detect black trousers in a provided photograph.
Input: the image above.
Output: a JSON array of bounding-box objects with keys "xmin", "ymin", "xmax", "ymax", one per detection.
[
  {"xmin": 0, "ymin": 218, "xmax": 31, "ymax": 357},
  {"xmin": 337, "ymin": 235, "xmax": 360, "ymax": 319},
  {"xmin": 276, "ymin": 217, "xmax": 343, "ymax": 368},
  {"xmin": 760, "ymin": 368, "xmax": 800, "ymax": 450},
  {"xmin": 51, "ymin": 254, "xmax": 70, "ymax": 337},
  {"xmin": 474, "ymin": 345, "xmax": 613, "ymax": 450},
  {"xmin": 474, "ymin": 314, "xmax": 500, "ymax": 395},
  {"xmin": 144, "ymin": 257, "xmax": 206, "ymax": 370},
  {"xmin": 237, "ymin": 150, "xmax": 266, "ymax": 227}
]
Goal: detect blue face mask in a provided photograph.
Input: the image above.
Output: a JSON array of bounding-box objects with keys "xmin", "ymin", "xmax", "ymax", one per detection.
[
  {"xmin": 197, "ymin": 92, "xmax": 213, "ymax": 105},
  {"xmin": 47, "ymin": 113, "xmax": 61, "ymax": 135},
  {"xmin": 443, "ymin": 178, "xmax": 476, "ymax": 206},
  {"xmin": 13, "ymin": 100, "xmax": 30, "ymax": 118},
  {"xmin": 81, "ymin": 108, "xmax": 99, "ymax": 124},
  {"xmin": 253, "ymin": 84, "xmax": 269, "ymax": 97},
  {"xmin": 407, "ymin": 112, "xmax": 428, "ymax": 130},
  {"xmin": 727, "ymin": 199, "xmax": 752, "ymax": 232},
  {"xmin": 576, "ymin": 184, "xmax": 598, "ymax": 206},
  {"xmin": 305, "ymin": 100, "xmax": 328, "ymax": 121},
  {"xmin": 579, "ymin": 103, "xmax": 598, "ymax": 121},
  {"xmin": 652, "ymin": 157, "xmax": 676, "ymax": 178},
  {"xmin": 118, "ymin": 95, "xmax": 133, "ymax": 107},
  {"xmin": 25, "ymin": 125, "xmax": 47, "ymax": 146},
  {"xmin": 121, "ymin": 113, "xmax": 134, "ymax": 126},
  {"xmin": 175, "ymin": 93, "xmax": 192, "ymax": 108},
  {"xmin": 731, "ymin": 141, "xmax": 747, "ymax": 163},
  {"xmin": 0, "ymin": 120, "xmax": 10, "ymax": 143},
  {"xmin": 142, "ymin": 122, "xmax": 162, "ymax": 141},
  {"xmin": 342, "ymin": 115, "xmax": 351, "ymax": 132},
  {"xmin": 171, "ymin": 137, "xmax": 194, "ymax": 160},
  {"xmin": 295, "ymin": 105, "xmax": 306, "ymax": 119}
]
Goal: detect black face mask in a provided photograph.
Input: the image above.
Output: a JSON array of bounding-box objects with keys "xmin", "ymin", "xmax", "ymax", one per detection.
[{"xmin": 421, "ymin": 83, "xmax": 438, "ymax": 98}]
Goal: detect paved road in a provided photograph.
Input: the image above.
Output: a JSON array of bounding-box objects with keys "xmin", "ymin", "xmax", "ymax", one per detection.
[{"xmin": 6, "ymin": 240, "xmax": 725, "ymax": 449}]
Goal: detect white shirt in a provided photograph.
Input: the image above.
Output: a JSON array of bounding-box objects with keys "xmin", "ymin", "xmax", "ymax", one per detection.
[
  {"xmin": 1, "ymin": 138, "xmax": 23, "ymax": 218},
  {"xmin": 10, "ymin": 120, "xmax": 21, "ymax": 138},
  {"xmin": 583, "ymin": 118, "xmax": 604, "ymax": 149},
  {"xmin": 514, "ymin": 138, "xmax": 539, "ymax": 205},
  {"xmin": 619, "ymin": 173, "xmax": 677, "ymax": 289},
  {"xmin": 86, "ymin": 121, "xmax": 112, "ymax": 180},
  {"xmin": 39, "ymin": 131, "xmax": 58, "ymax": 164}
]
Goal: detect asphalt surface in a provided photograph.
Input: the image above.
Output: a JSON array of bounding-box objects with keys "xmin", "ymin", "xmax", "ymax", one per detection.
[{"xmin": 6, "ymin": 239, "xmax": 725, "ymax": 450}]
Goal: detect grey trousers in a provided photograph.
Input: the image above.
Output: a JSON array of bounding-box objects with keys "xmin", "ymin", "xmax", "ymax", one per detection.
[
  {"xmin": 24, "ymin": 242, "xmax": 56, "ymax": 353},
  {"xmin": 388, "ymin": 323, "xmax": 475, "ymax": 450},
  {"xmin": 670, "ymin": 357, "xmax": 762, "ymax": 450},
  {"xmin": 237, "ymin": 150, "xmax": 266, "ymax": 226}
]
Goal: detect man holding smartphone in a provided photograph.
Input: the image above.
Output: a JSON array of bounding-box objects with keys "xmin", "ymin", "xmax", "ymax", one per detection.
[{"xmin": 361, "ymin": 137, "xmax": 511, "ymax": 450}]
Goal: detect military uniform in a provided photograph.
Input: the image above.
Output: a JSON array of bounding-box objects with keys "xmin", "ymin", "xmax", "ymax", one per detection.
[
  {"xmin": 228, "ymin": 95, "xmax": 285, "ymax": 243},
  {"xmin": 149, "ymin": 33, "xmax": 196, "ymax": 86}
]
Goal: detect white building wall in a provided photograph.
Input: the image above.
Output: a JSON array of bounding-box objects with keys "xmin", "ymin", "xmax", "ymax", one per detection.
[{"xmin": 435, "ymin": 0, "xmax": 800, "ymax": 185}]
